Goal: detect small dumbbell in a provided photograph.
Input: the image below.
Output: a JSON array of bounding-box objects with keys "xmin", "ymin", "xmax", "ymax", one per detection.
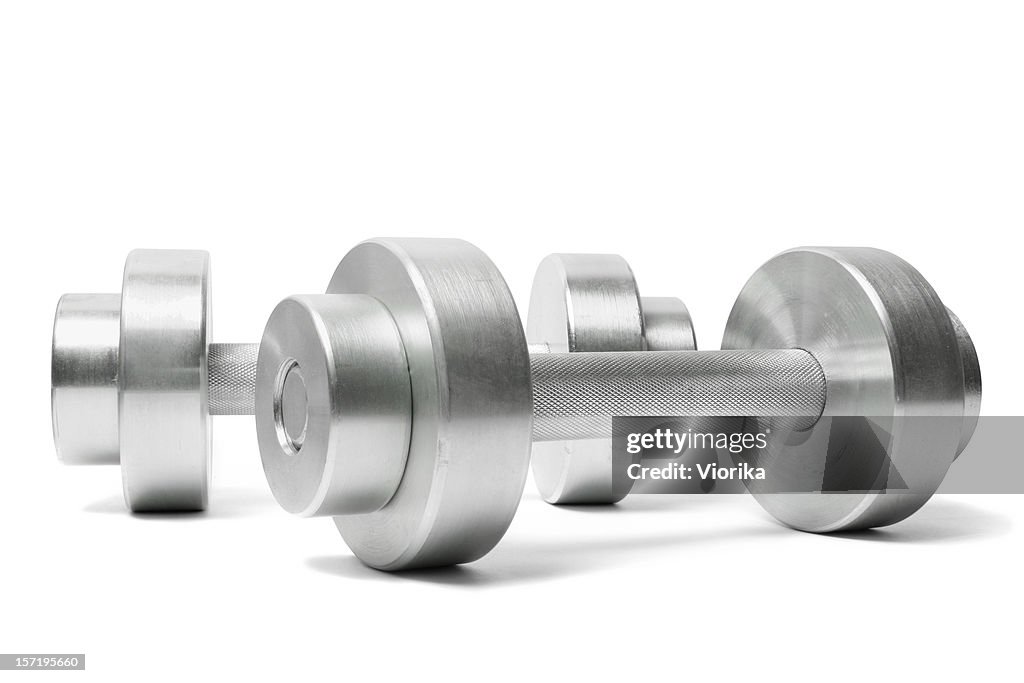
[
  {"xmin": 51, "ymin": 248, "xmax": 688, "ymax": 512},
  {"xmin": 255, "ymin": 238, "xmax": 980, "ymax": 571},
  {"xmin": 51, "ymin": 250, "xmax": 256, "ymax": 511}
]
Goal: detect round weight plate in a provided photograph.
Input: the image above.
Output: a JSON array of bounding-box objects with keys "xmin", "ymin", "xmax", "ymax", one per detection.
[
  {"xmin": 120, "ymin": 250, "xmax": 211, "ymax": 512},
  {"xmin": 329, "ymin": 238, "xmax": 532, "ymax": 570},
  {"xmin": 51, "ymin": 293, "xmax": 122, "ymax": 465},
  {"xmin": 528, "ymin": 254, "xmax": 696, "ymax": 504},
  {"xmin": 256, "ymin": 294, "xmax": 412, "ymax": 517},
  {"xmin": 640, "ymin": 296, "xmax": 697, "ymax": 353},
  {"xmin": 723, "ymin": 247, "xmax": 967, "ymax": 532}
]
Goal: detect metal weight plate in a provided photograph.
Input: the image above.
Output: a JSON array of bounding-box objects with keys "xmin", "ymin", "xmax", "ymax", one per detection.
[
  {"xmin": 528, "ymin": 254, "xmax": 696, "ymax": 504},
  {"xmin": 327, "ymin": 238, "xmax": 533, "ymax": 570},
  {"xmin": 52, "ymin": 293, "xmax": 122, "ymax": 465},
  {"xmin": 256, "ymin": 294, "xmax": 412, "ymax": 517},
  {"xmin": 119, "ymin": 250, "xmax": 211, "ymax": 512},
  {"xmin": 723, "ymin": 247, "xmax": 972, "ymax": 531}
]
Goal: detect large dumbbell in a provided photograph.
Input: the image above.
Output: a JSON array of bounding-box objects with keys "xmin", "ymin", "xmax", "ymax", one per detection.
[
  {"xmin": 51, "ymin": 250, "xmax": 257, "ymax": 511},
  {"xmin": 51, "ymin": 248, "xmax": 688, "ymax": 512},
  {"xmin": 256, "ymin": 238, "xmax": 980, "ymax": 571}
]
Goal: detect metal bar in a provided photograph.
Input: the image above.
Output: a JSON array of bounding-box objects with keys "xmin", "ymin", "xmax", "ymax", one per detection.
[
  {"xmin": 208, "ymin": 343, "xmax": 258, "ymax": 416},
  {"xmin": 530, "ymin": 349, "xmax": 825, "ymax": 441}
]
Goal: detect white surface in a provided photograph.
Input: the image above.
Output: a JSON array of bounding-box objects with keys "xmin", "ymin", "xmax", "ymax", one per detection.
[{"xmin": 1, "ymin": 1, "xmax": 1021, "ymax": 680}]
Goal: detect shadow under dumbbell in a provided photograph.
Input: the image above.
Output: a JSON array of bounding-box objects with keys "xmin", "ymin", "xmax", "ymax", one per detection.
[
  {"xmin": 555, "ymin": 494, "xmax": 1010, "ymax": 544},
  {"xmin": 305, "ymin": 524, "xmax": 789, "ymax": 587},
  {"xmin": 306, "ymin": 497, "xmax": 1010, "ymax": 586},
  {"xmin": 83, "ymin": 487, "xmax": 277, "ymax": 520},
  {"xmin": 813, "ymin": 498, "xmax": 1012, "ymax": 544},
  {"xmin": 306, "ymin": 557, "xmax": 491, "ymax": 586},
  {"xmin": 551, "ymin": 492, "xmax": 743, "ymax": 514}
]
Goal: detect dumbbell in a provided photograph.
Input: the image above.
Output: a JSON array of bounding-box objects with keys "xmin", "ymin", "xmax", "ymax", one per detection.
[
  {"xmin": 51, "ymin": 247, "xmax": 688, "ymax": 512},
  {"xmin": 51, "ymin": 250, "xmax": 256, "ymax": 511},
  {"xmin": 255, "ymin": 238, "xmax": 980, "ymax": 571}
]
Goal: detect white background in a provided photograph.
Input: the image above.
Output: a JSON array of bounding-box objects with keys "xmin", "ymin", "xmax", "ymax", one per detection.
[{"xmin": 1, "ymin": 2, "xmax": 1021, "ymax": 680}]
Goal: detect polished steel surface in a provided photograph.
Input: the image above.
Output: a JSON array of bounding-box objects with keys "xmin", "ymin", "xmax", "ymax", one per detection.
[
  {"xmin": 328, "ymin": 239, "xmax": 532, "ymax": 570},
  {"xmin": 947, "ymin": 309, "xmax": 981, "ymax": 458},
  {"xmin": 531, "ymin": 349, "xmax": 825, "ymax": 441},
  {"xmin": 52, "ymin": 243, "xmax": 980, "ymax": 554},
  {"xmin": 52, "ymin": 252, "xmax": 260, "ymax": 511},
  {"xmin": 527, "ymin": 254, "xmax": 696, "ymax": 504},
  {"xmin": 51, "ymin": 294, "xmax": 122, "ymax": 465},
  {"xmin": 723, "ymin": 247, "xmax": 970, "ymax": 532},
  {"xmin": 119, "ymin": 250, "xmax": 212, "ymax": 512},
  {"xmin": 641, "ymin": 297, "xmax": 697, "ymax": 352},
  {"xmin": 257, "ymin": 295, "xmax": 412, "ymax": 517},
  {"xmin": 207, "ymin": 343, "xmax": 258, "ymax": 416}
]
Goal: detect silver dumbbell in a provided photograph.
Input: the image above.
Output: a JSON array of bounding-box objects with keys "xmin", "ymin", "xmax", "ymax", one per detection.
[
  {"xmin": 255, "ymin": 238, "xmax": 980, "ymax": 571},
  {"xmin": 52, "ymin": 250, "xmax": 256, "ymax": 511},
  {"xmin": 51, "ymin": 248, "xmax": 689, "ymax": 512}
]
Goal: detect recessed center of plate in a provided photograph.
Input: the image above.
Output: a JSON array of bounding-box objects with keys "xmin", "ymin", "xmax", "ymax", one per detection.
[{"xmin": 274, "ymin": 359, "xmax": 309, "ymax": 455}]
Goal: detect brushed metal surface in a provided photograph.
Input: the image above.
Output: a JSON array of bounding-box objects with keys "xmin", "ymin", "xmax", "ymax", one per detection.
[
  {"xmin": 328, "ymin": 239, "xmax": 533, "ymax": 570},
  {"xmin": 119, "ymin": 249, "xmax": 211, "ymax": 512},
  {"xmin": 527, "ymin": 254, "xmax": 697, "ymax": 504},
  {"xmin": 947, "ymin": 309, "xmax": 981, "ymax": 458},
  {"xmin": 51, "ymin": 294, "xmax": 122, "ymax": 465},
  {"xmin": 52, "ymin": 243, "xmax": 980, "ymax": 546},
  {"xmin": 257, "ymin": 295, "xmax": 412, "ymax": 516},
  {"xmin": 52, "ymin": 253, "xmax": 259, "ymax": 511},
  {"xmin": 641, "ymin": 297, "xmax": 697, "ymax": 352},
  {"xmin": 723, "ymin": 247, "xmax": 969, "ymax": 532}
]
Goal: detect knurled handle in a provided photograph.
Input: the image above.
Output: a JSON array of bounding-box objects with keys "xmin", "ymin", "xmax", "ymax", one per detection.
[
  {"xmin": 530, "ymin": 349, "xmax": 826, "ymax": 441},
  {"xmin": 208, "ymin": 343, "xmax": 258, "ymax": 416},
  {"xmin": 214, "ymin": 344, "xmax": 826, "ymax": 429}
]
